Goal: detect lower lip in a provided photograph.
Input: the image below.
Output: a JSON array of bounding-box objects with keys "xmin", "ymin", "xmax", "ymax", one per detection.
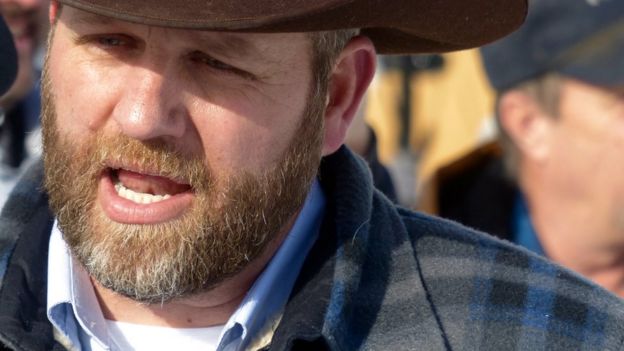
[{"xmin": 98, "ymin": 171, "xmax": 194, "ymax": 224}]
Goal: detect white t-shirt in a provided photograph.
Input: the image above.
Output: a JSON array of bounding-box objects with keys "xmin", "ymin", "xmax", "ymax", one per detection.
[{"xmin": 105, "ymin": 320, "xmax": 224, "ymax": 351}]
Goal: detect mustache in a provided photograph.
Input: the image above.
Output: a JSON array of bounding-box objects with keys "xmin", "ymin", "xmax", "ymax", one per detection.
[{"xmin": 80, "ymin": 133, "xmax": 213, "ymax": 191}]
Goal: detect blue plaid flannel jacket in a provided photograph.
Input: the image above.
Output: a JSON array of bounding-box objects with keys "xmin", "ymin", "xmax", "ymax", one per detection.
[{"xmin": 1, "ymin": 146, "xmax": 623, "ymax": 351}]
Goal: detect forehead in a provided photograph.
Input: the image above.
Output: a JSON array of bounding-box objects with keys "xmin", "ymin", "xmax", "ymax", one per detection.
[
  {"xmin": 57, "ymin": 5, "xmax": 313, "ymax": 65},
  {"xmin": 559, "ymin": 77, "xmax": 624, "ymax": 100},
  {"xmin": 553, "ymin": 77, "xmax": 624, "ymax": 127}
]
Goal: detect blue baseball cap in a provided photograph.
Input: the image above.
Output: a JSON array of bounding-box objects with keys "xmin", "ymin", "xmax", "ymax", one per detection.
[
  {"xmin": 0, "ymin": 15, "xmax": 17, "ymax": 96},
  {"xmin": 481, "ymin": 0, "xmax": 624, "ymax": 91}
]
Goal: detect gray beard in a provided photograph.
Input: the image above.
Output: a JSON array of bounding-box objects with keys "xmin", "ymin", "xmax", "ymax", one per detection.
[{"xmin": 41, "ymin": 70, "xmax": 325, "ymax": 303}]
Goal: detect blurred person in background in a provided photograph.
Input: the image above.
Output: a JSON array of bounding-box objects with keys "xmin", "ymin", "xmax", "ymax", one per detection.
[
  {"xmin": 344, "ymin": 97, "xmax": 397, "ymax": 202},
  {"xmin": 0, "ymin": 0, "xmax": 46, "ymax": 206},
  {"xmin": 0, "ymin": 11, "xmax": 18, "ymax": 97},
  {"xmin": 365, "ymin": 50, "xmax": 495, "ymax": 208},
  {"xmin": 436, "ymin": 0, "xmax": 624, "ymax": 296}
]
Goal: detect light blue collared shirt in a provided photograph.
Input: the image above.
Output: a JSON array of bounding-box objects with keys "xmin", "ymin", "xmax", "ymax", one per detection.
[{"xmin": 47, "ymin": 180, "xmax": 325, "ymax": 351}]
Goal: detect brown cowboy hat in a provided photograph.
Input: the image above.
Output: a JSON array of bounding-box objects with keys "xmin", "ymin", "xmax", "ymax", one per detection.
[{"xmin": 57, "ymin": 0, "xmax": 527, "ymax": 54}]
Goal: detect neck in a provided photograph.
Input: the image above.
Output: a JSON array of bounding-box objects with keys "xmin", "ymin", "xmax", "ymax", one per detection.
[
  {"xmin": 583, "ymin": 263, "xmax": 624, "ymax": 298},
  {"xmin": 536, "ymin": 226, "xmax": 624, "ymax": 297},
  {"xmin": 521, "ymin": 174, "xmax": 624, "ymax": 297},
  {"xmin": 533, "ymin": 212, "xmax": 624, "ymax": 297},
  {"xmin": 91, "ymin": 214, "xmax": 298, "ymax": 328}
]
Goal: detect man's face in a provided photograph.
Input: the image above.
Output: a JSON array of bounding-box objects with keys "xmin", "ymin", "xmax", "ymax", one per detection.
[
  {"xmin": 0, "ymin": 0, "xmax": 45, "ymax": 107},
  {"xmin": 43, "ymin": 5, "xmax": 325, "ymax": 302},
  {"xmin": 541, "ymin": 78, "xmax": 624, "ymax": 247}
]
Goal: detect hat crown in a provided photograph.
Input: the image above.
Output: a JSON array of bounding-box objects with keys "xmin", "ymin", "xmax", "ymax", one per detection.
[
  {"xmin": 58, "ymin": 0, "xmax": 528, "ymax": 54},
  {"xmin": 481, "ymin": 0, "xmax": 624, "ymax": 90}
]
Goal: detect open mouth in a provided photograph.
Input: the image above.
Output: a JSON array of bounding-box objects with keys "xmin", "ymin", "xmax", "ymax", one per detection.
[
  {"xmin": 98, "ymin": 167, "xmax": 195, "ymax": 224},
  {"xmin": 110, "ymin": 168, "xmax": 191, "ymax": 204}
]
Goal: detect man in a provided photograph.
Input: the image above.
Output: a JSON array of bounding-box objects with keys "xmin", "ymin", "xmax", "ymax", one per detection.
[
  {"xmin": 0, "ymin": 14, "xmax": 17, "ymax": 96},
  {"xmin": 0, "ymin": 1, "xmax": 623, "ymax": 350},
  {"xmin": 436, "ymin": 0, "xmax": 624, "ymax": 297},
  {"xmin": 0, "ymin": 0, "xmax": 42, "ymax": 109},
  {"xmin": 0, "ymin": 0, "xmax": 46, "ymax": 206}
]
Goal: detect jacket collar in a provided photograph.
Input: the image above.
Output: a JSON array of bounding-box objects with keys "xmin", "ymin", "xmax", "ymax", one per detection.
[
  {"xmin": 0, "ymin": 147, "xmax": 445, "ymax": 351},
  {"xmin": 0, "ymin": 160, "xmax": 58, "ymax": 351},
  {"xmin": 270, "ymin": 145, "xmax": 374, "ymax": 349},
  {"xmin": 271, "ymin": 146, "xmax": 446, "ymax": 350}
]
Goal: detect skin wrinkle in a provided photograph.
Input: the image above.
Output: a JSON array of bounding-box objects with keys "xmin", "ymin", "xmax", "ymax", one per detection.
[
  {"xmin": 68, "ymin": 9, "xmax": 268, "ymax": 66},
  {"xmin": 67, "ymin": 17, "xmax": 308, "ymax": 124},
  {"xmin": 188, "ymin": 65, "xmax": 302, "ymax": 130},
  {"xmin": 71, "ymin": 38, "xmax": 262, "ymax": 99}
]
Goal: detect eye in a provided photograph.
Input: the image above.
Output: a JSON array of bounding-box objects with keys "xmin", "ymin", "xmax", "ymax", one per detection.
[
  {"xmin": 188, "ymin": 51, "xmax": 255, "ymax": 80},
  {"xmin": 78, "ymin": 34, "xmax": 138, "ymax": 53},
  {"xmin": 191, "ymin": 53, "xmax": 230, "ymax": 70},
  {"xmin": 97, "ymin": 36, "xmax": 126, "ymax": 47},
  {"xmin": 189, "ymin": 51, "xmax": 233, "ymax": 71}
]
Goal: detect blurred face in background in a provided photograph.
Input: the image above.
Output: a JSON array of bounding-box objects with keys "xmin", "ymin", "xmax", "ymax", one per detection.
[
  {"xmin": 538, "ymin": 77, "xmax": 624, "ymax": 249},
  {"xmin": 0, "ymin": 0, "xmax": 46, "ymax": 108}
]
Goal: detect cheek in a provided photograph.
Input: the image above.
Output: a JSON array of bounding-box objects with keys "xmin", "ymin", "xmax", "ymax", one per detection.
[
  {"xmin": 547, "ymin": 123, "xmax": 624, "ymax": 202},
  {"xmin": 188, "ymin": 70, "xmax": 310, "ymax": 172},
  {"xmin": 47, "ymin": 45, "xmax": 123, "ymax": 139},
  {"xmin": 593, "ymin": 138, "xmax": 624, "ymax": 196},
  {"xmin": 190, "ymin": 101, "xmax": 303, "ymax": 173}
]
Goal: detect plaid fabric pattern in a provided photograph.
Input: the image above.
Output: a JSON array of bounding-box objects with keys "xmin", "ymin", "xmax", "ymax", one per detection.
[
  {"xmin": 467, "ymin": 244, "xmax": 608, "ymax": 349},
  {"xmin": 0, "ymin": 161, "xmax": 49, "ymax": 287},
  {"xmin": 0, "ymin": 161, "xmax": 56, "ymax": 351},
  {"xmin": 410, "ymin": 222, "xmax": 623, "ymax": 351},
  {"xmin": 1, "ymin": 150, "xmax": 623, "ymax": 351},
  {"xmin": 271, "ymin": 147, "xmax": 624, "ymax": 350}
]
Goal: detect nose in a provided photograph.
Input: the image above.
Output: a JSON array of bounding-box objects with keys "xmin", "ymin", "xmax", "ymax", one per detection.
[{"xmin": 112, "ymin": 66, "xmax": 188, "ymax": 141}]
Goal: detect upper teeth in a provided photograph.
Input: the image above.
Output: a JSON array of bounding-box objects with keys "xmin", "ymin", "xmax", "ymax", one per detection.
[{"xmin": 114, "ymin": 181, "xmax": 172, "ymax": 204}]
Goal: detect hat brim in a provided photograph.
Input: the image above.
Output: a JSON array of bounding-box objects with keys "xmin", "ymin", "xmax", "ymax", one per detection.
[
  {"xmin": 559, "ymin": 22, "xmax": 624, "ymax": 87},
  {"xmin": 0, "ymin": 16, "xmax": 17, "ymax": 96},
  {"xmin": 58, "ymin": 0, "xmax": 527, "ymax": 54}
]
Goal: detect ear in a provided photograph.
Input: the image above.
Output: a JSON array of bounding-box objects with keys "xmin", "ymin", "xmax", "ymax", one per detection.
[
  {"xmin": 498, "ymin": 90, "xmax": 554, "ymax": 162},
  {"xmin": 49, "ymin": 1, "xmax": 60, "ymax": 25},
  {"xmin": 321, "ymin": 35, "xmax": 376, "ymax": 156}
]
